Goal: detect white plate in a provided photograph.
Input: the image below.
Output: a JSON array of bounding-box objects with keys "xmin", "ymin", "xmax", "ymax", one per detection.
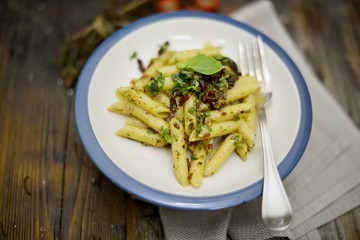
[{"xmin": 75, "ymin": 11, "xmax": 312, "ymax": 210}]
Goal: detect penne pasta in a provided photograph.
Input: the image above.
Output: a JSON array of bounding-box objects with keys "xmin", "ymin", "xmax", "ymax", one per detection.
[
  {"xmin": 107, "ymin": 99, "xmax": 130, "ymax": 116},
  {"xmin": 242, "ymin": 94, "xmax": 257, "ymax": 132},
  {"xmin": 186, "ymin": 141, "xmax": 195, "ymax": 152},
  {"xmin": 144, "ymin": 51, "xmax": 176, "ymax": 78},
  {"xmin": 169, "ymin": 42, "xmax": 222, "ymax": 64},
  {"xmin": 162, "ymin": 76, "xmax": 177, "ymax": 91},
  {"xmin": 130, "ymin": 77, "xmax": 148, "ymax": 90},
  {"xmin": 189, "ymin": 141, "xmax": 207, "ymax": 187},
  {"xmin": 125, "ymin": 117, "xmax": 148, "ymax": 128},
  {"xmin": 174, "ymin": 105, "xmax": 185, "ymax": 123},
  {"xmin": 118, "ymin": 87, "xmax": 169, "ymax": 115},
  {"xmin": 169, "ymin": 118, "xmax": 189, "ymax": 187},
  {"xmin": 156, "ymin": 65, "xmax": 178, "ymax": 77},
  {"xmin": 235, "ymin": 134, "xmax": 248, "ymax": 162},
  {"xmin": 116, "ymin": 125, "xmax": 167, "ymax": 147},
  {"xmin": 197, "ymin": 102, "xmax": 210, "ymax": 112},
  {"xmin": 155, "ymin": 92, "xmax": 170, "ymax": 108},
  {"xmin": 237, "ymin": 118, "xmax": 256, "ymax": 150},
  {"xmin": 225, "ymin": 75, "xmax": 261, "ymax": 104},
  {"xmin": 126, "ymin": 101, "xmax": 169, "ymax": 134},
  {"xmin": 202, "ymin": 138, "xmax": 214, "ymax": 154},
  {"xmin": 208, "ymin": 102, "xmax": 252, "ymax": 123},
  {"xmin": 189, "ymin": 120, "xmax": 242, "ymax": 142},
  {"xmin": 108, "ymin": 92, "xmax": 131, "ymax": 115},
  {"xmin": 184, "ymin": 95, "xmax": 196, "ymax": 136},
  {"xmin": 204, "ymin": 133, "xmax": 240, "ymax": 176}
]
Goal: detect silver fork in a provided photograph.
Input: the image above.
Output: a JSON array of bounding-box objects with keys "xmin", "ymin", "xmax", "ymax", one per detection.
[{"xmin": 239, "ymin": 36, "xmax": 293, "ymax": 231}]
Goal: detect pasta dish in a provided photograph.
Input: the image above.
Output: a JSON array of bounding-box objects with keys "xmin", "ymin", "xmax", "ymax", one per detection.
[{"xmin": 108, "ymin": 42, "xmax": 261, "ymax": 187}]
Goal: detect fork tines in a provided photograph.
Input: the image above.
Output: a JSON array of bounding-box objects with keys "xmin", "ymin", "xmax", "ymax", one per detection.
[{"xmin": 239, "ymin": 36, "xmax": 270, "ymax": 92}]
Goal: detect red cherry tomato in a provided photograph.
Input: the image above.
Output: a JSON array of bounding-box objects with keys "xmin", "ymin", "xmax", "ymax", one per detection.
[
  {"xmin": 157, "ymin": 0, "xmax": 182, "ymax": 12},
  {"xmin": 193, "ymin": 0, "xmax": 219, "ymax": 12}
]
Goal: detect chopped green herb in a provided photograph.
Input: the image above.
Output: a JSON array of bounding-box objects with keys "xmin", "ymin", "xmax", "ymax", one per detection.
[
  {"xmin": 191, "ymin": 154, "xmax": 198, "ymax": 160},
  {"xmin": 171, "ymin": 73, "xmax": 186, "ymax": 90},
  {"xmin": 171, "ymin": 71, "xmax": 201, "ymax": 96},
  {"xmin": 233, "ymin": 135, "xmax": 240, "ymax": 147},
  {"xmin": 186, "ymin": 85, "xmax": 200, "ymax": 93},
  {"xmin": 239, "ymin": 143, "xmax": 245, "ymax": 150},
  {"xmin": 205, "ymin": 111, "xmax": 211, "ymax": 117},
  {"xmin": 146, "ymin": 72, "xmax": 165, "ymax": 96},
  {"xmin": 234, "ymin": 113, "xmax": 240, "ymax": 121},
  {"xmin": 160, "ymin": 126, "xmax": 172, "ymax": 144},
  {"xmin": 203, "ymin": 125, "xmax": 212, "ymax": 132},
  {"xmin": 147, "ymin": 129, "xmax": 156, "ymax": 134},
  {"xmin": 214, "ymin": 55, "xmax": 240, "ymax": 75},
  {"xmin": 130, "ymin": 51, "xmax": 137, "ymax": 60},
  {"xmin": 198, "ymin": 91, "xmax": 205, "ymax": 100},
  {"xmin": 195, "ymin": 125, "xmax": 202, "ymax": 134},
  {"xmin": 188, "ymin": 106, "xmax": 196, "ymax": 114},
  {"xmin": 196, "ymin": 114, "xmax": 205, "ymax": 133}
]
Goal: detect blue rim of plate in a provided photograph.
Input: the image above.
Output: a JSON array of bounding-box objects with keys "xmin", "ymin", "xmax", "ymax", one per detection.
[{"xmin": 75, "ymin": 11, "xmax": 312, "ymax": 211}]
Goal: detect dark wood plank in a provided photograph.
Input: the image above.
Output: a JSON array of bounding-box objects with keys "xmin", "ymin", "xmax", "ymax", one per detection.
[
  {"xmin": 57, "ymin": 1, "xmax": 127, "ymax": 239},
  {"xmin": 272, "ymin": 0, "xmax": 360, "ymax": 239},
  {"xmin": 126, "ymin": 197, "xmax": 164, "ymax": 240},
  {"xmin": 60, "ymin": 103, "xmax": 126, "ymax": 240},
  {"xmin": 57, "ymin": 1, "xmax": 162, "ymax": 239},
  {"xmin": 273, "ymin": 0, "xmax": 360, "ymax": 128},
  {"xmin": 0, "ymin": 0, "xmax": 71, "ymax": 238},
  {"xmin": 318, "ymin": 205, "xmax": 360, "ymax": 240}
]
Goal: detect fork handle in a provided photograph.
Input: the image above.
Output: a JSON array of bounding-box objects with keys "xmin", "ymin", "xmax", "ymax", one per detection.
[{"xmin": 258, "ymin": 105, "xmax": 293, "ymax": 231}]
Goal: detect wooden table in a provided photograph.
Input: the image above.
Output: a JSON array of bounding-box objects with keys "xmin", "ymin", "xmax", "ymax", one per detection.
[{"xmin": 1, "ymin": 0, "xmax": 359, "ymax": 239}]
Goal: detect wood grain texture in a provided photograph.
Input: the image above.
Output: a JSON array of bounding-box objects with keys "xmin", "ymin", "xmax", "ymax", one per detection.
[
  {"xmin": 0, "ymin": 0, "xmax": 359, "ymax": 239},
  {"xmin": 273, "ymin": 0, "xmax": 360, "ymax": 239},
  {"xmin": 273, "ymin": 0, "xmax": 360, "ymax": 128}
]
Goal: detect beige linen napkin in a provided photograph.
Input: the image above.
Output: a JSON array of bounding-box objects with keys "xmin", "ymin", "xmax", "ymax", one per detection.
[{"xmin": 159, "ymin": 1, "xmax": 360, "ymax": 239}]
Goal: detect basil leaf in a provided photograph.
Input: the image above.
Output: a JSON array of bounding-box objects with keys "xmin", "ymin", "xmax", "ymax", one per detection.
[
  {"xmin": 176, "ymin": 62, "xmax": 187, "ymax": 69},
  {"xmin": 177, "ymin": 54, "xmax": 222, "ymax": 75}
]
